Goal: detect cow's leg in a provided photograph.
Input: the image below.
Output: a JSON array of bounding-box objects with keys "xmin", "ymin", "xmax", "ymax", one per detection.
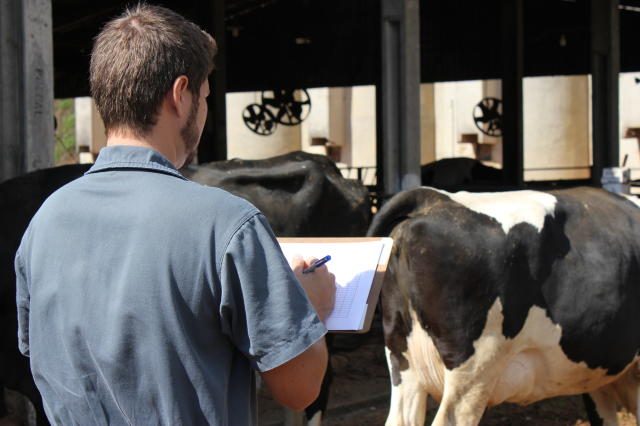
[
  {"xmin": 588, "ymin": 361, "xmax": 640, "ymax": 426},
  {"xmin": 385, "ymin": 348, "xmax": 428, "ymax": 426},
  {"xmin": 386, "ymin": 378, "xmax": 427, "ymax": 426},
  {"xmin": 588, "ymin": 388, "xmax": 619, "ymax": 426},
  {"xmin": 430, "ymin": 369, "xmax": 494, "ymax": 426},
  {"xmin": 582, "ymin": 393, "xmax": 604, "ymax": 426},
  {"xmin": 637, "ymin": 383, "xmax": 640, "ymax": 425},
  {"xmin": 430, "ymin": 300, "xmax": 507, "ymax": 426},
  {"xmin": 628, "ymin": 362, "xmax": 640, "ymax": 424},
  {"xmin": 636, "ymin": 387, "xmax": 640, "ymax": 425}
]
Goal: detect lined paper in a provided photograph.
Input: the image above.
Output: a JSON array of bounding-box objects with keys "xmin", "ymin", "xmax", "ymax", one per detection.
[{"xmin": 279, "ymin": 240, "xmax": 388, "ymax": 331}]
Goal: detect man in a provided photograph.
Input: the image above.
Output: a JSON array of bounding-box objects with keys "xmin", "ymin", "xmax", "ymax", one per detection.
[{"xmin": 15, "ymin": 4, "xmax": 336, "ymax": 425}]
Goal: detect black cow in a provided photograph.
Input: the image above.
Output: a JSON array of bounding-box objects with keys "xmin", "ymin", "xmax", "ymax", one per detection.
[
  {"xmin": 420, "ymin": 157, "xmax": 503, "ymax": 190},
  {"xmin": 1, "ymin": 151, "xmax": 371, "ymax": 425},
  {"xmin": 182, "ymin": 151, "xmax": 371, "ymax": 237},
  {"xmin": 0, "ymin": 164, "xmax": 91, "ymax": 424},
  {"xmin": 367, "ymin": 186, "xmax": 640, "ymax": 425}
]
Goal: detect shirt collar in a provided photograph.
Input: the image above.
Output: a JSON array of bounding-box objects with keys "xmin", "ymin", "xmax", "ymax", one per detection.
[{"xmin": 86, "ymin": 145, "xmax": 186, "ymax": 180}]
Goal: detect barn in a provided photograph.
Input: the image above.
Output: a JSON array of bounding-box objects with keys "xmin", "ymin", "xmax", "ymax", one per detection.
[{"xmin": 1, "ymin": 1, "xmax": 640, "ymax": 425}]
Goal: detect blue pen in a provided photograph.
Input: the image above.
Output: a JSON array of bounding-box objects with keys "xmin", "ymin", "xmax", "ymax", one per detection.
[{"xmin": 302, "ymin": 255, "xmax": 332, "ymax": 274}]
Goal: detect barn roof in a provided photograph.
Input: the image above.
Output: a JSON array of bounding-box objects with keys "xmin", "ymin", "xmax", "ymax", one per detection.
[{"xmin": 52, "ymin": 0, "xmax": 640, "ymax": 98}]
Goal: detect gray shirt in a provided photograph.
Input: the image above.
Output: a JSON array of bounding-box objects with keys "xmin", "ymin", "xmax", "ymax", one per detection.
[{"xmin": 15, "ymin": 146, "xmax": 326, "ymax": 425}]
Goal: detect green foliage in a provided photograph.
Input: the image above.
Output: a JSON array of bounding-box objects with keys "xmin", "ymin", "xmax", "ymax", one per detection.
[{"xmin": 54, "ymin": 98, "xmax": 76, "ymax": 164}]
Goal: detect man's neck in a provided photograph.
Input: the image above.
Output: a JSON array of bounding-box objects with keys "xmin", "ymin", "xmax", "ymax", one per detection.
[{"xmin": 107, "ymin": 129, "xmax": 182, "ymax": 168}]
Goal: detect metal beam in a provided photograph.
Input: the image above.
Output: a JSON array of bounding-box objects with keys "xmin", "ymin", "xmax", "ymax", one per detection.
[
  {"xmin": 501, "ymin": 0, "xmax": 524, "ymax": 188},
  {"xmin": 379, "ymin": 0, "xmax": 421, "ymax": 197},
  {"xmin": 197, "ymin": 0, "xmax": 227, "ymax": 162},
  {"xmin": 0, "ymin": 0, "xmax": 54, "ymax": 181},
  {"xmin": 591, "ymin": 0, "xmax": 620, "ymax": 184}
]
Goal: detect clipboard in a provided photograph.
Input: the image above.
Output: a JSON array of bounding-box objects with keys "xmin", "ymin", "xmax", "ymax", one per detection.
[{"xmin": 278, "ymin": 237, "xmax": 393, "ymax": 334}]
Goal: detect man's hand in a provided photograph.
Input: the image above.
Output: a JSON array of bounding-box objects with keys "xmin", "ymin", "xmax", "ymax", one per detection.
[{"xmin": 291, "ymin": 255, "xmax": 336, "ymax": 322}]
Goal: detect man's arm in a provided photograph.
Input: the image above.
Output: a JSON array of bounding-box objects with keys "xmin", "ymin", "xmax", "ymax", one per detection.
[
  {"xmin": 259, "ymin": 255, "xmax": 335, "ymax": 411},
  {"xmin": 218, "ymin": 215, "xmax": 336, "ymax": 411},
  {"xmin": 260, "ymin": 338, "xmax": 328, "ymax": 411}
]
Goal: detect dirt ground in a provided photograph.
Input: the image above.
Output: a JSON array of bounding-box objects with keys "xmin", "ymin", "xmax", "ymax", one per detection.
[
  {"xmin": 2, "ymin": 317, "xmax": 635, "ymax": 426},
  {"xmin": 258, "ymin": 318, "xmax": 638, "ymax": 426}
]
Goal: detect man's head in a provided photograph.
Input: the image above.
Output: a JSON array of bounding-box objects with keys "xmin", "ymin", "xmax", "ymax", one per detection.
[{"xmin": 90, "ymin": 4, "xmax": 216, "ymax": 150}]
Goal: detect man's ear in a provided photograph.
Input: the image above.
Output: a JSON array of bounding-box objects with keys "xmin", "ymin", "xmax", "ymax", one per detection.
[{"xmin": 169, "ymin": 75, "xmax": 191, "ymax": 118}]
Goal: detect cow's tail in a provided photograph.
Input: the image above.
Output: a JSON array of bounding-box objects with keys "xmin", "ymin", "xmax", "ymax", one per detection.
[{"xmin": 367, "ymin": 187, "xmax": 449, "ymax": 237}]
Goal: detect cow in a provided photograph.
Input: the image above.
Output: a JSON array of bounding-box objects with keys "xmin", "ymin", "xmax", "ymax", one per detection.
[
  {"xmin": 182, "ymin": 151, "xmax": 371, "ymax": 237},
  {"xmin": 420, "ymin": 157, "xmax": 503, "ymax": 191},
  {"xmin": 367, "ymin": 186, "xmax": 640, "ymax": 426},
  {"xmin": 0, "ymin": 164, "xmax": 91, "ymax": 425},
  {"xmin": 1, "ymin": 151, "xmax": 371, "ymax": 425}
]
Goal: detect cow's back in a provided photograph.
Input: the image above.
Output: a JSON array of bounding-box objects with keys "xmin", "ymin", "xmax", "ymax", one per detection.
[{"xmin": 183, "ymin": 151, "xmax": 371, "ymax": 237}]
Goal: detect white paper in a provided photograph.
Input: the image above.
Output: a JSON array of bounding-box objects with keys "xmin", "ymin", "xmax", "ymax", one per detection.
[{"xmin": 279, "ymin": 240, "xmax": 389, "ymax": 331}]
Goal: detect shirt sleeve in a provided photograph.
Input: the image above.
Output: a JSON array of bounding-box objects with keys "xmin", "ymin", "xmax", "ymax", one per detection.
[
  {"xmin": 218, "ymin": 213, "xmax": 327, "ymax": 372},
  {"xmin": 15, "ymin": 250, "xmax": 30, "ymax": 357}
]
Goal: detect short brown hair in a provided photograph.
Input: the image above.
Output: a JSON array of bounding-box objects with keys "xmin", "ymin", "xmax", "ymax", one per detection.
[{"xmin": 90, "ymin": 4, "xmax": 217, "ymax": 136}]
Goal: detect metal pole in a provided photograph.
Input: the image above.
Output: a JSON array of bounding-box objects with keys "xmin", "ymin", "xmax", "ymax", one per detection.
[
  {"xmin": 591, "ymin": 0, "xmax": 620, "ymax": 184},
  {"xmin": 380, "ymin": 0, "xmax": 421, "ymax": 197},
  {"xmin": 197, "ymin": 0, "xmax": 227, "ymax": 163},
  {"xmin": 500, "ymin": 0, "xmax": 524, "ymax": 188}
]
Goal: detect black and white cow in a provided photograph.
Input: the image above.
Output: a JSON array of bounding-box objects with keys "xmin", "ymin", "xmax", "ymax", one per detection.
[
  {"xmin": 367, "ymin": 186, "xmax": 640, "ymax": 425},
  {"xmin": 1, "ymin": 151, "xmax": 371, "ymax": 425}
]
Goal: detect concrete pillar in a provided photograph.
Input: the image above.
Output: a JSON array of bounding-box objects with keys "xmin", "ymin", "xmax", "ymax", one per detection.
[
  {"xmin": 619, "ymin": 73, "xmax": 640, "ymax": 139},
  {"xmin": 75, "ymin": 97, "xmax": 106, "ymax": 163},
  {"xmin": 328, "ymin": 87, "xmax": 352, "ymax": 164},
  {"xmin": 523, "ymin": 76, "xmax": 591, "ymax": 181},
  {"xmin": 432, "ymin": 81, "xmax": 485, "ymax": 161},
  {"xmin": 619, "ymin": 72, "xmax": 640, "ymax": 181},
  {"xmin": 301, "ymin": 87, "xmax": 328, "ymax": 155},
  {"xmin": 433, "ymin": 82, "xmax": 456, "ymax": 160},
  {"xmin": 420, "ymin": 84, "xmax": 436, "ymax": 165},
  {"xmin": 0, "ymin": 0, "xmax": 54, "ymax": 181},
  {"xmin": 350, "ymin": 86, "xmax": 377, "ymax": 172}
]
